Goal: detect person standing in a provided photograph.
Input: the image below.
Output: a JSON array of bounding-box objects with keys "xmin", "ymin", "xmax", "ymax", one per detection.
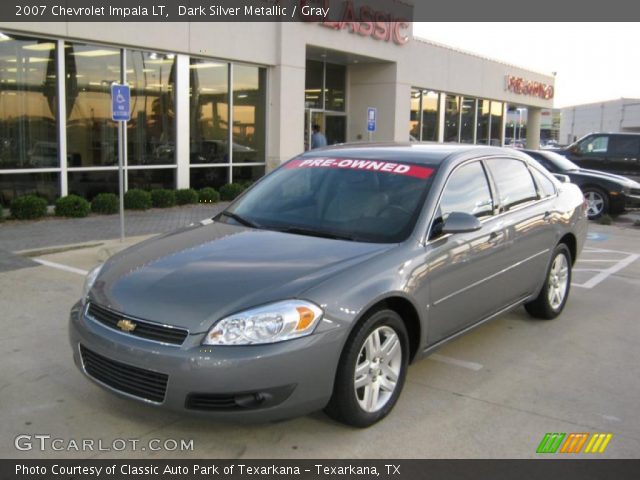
[{"xmin": 311, "ymin": 124, "xmax": 327, "ymax": 149}]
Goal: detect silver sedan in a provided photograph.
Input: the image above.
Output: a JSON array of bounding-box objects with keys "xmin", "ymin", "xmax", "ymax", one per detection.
[{"xmin": 69, "ymin": 144, "xmax": 588, "ymax": 427}]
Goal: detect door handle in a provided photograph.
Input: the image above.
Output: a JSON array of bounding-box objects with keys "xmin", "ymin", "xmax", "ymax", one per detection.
[{"xmin": 543, "ymin": 211, "xmax": 552, "ymax": 220}]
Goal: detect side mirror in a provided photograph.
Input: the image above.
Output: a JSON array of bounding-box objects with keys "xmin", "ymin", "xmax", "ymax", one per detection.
[
  {"xmin": 569, "ymin": 145, "xmax": 581, "ymax": 155},
  {"xmin": 553, "ymin": 174, "xmax": 570, "ymax": 184},
  {"xmin": 441, "ymin": 212, "xmax": 482, "ymax": 234}
]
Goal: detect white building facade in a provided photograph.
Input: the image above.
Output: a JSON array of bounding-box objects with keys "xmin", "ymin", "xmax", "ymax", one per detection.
[{"xmin": 0, "ymin": 21, "xmax": 555, "ymax": 205}]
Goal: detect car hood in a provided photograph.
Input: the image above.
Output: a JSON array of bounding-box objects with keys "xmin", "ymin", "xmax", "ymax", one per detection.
[
  {"xmin": 89, "ymin": 222, "xmax": 392, "ymax": 333},
  {"xmin": 570, "ymin": 168, "xmax": 640, "ymax": 187}
]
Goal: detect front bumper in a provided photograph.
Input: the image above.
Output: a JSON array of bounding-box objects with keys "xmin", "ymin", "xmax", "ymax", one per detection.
[
  {"xmin": 623, "ymin": 192, "xmax": 640, "ymax": 209},
  {"xmin": 68, "ymin": 301, "xmax": 345, "ymax": 422}
]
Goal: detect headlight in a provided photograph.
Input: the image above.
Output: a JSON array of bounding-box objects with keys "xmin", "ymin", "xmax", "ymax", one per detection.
[
  {"xmin": 203, "ymin": 300, "xmax": 323, "ymax": 345},
  {"xmin": 82, "ymin": 264, "xmax": 103, "ymax": 301}
]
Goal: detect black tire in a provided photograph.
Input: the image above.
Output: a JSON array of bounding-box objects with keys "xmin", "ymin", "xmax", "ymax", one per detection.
[
  {"xmin": 582, "ymin": 187, "xmax": 609, "ymax": 219},
  {"xmin": 525, "ymin": 244, "xmax": 572, "ymax": 320},
  {"xmin": 325, "ymin": 309, "xmax": 409, "ymax": 427}
]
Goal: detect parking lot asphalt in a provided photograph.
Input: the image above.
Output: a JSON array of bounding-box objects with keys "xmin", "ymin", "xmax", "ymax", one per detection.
[
  {"xmin": 0, "ymin": 203, "xmax": 227, "ymax": 252},
  {"xmin": 1, "ymin": 222, "xmax": 639, "ymax": 459}
]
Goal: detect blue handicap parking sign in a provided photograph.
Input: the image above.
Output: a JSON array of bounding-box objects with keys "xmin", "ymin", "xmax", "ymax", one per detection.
[
  {"xmin": 367, "ymin": 107, "xmax": 377, "ymax": 132},
  {"xmin": 111, "ymin": 84, "xmax": 130, "ymax": 121}
]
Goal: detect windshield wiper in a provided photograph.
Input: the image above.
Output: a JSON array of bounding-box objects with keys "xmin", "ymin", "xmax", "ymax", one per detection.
[
  {"xmin": 219, "ymin": 211, "xmax": 261, "ymax": 228},
  {"xmin": 277, "ymin": 226, "xmax": 358, "ymax": 241}
]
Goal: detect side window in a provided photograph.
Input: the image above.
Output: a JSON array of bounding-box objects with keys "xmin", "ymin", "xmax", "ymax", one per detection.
[
  {"xmin": 578, "ymin": 135, "xmax": 609, "ymax": 154},
  {"xmin": 486, "ymin": 159, "xmax": 538, "ymax": 210},
  {"xmin": 439, "ymin": 162, "xmax": 494, "ymax": 219},
  {"xmin": 530, "ymin": 167, "xmax": 556, "ymax": 198},
  {"xmin": 609, "ymin": 136, "xmax": 640, "ymax": 156}
]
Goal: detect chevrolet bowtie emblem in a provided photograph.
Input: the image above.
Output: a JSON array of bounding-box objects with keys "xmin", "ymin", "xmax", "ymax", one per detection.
[{"xmin": 117, "ymin": 319, "xmax": 137, "ymax": 332}]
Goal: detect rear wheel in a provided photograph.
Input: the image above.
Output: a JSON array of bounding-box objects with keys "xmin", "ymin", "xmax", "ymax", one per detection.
[
  {"xmin": 525, "ymin": 244, "xmax": 572, "ymax": 320},
  {"xmin": 582, "ymin": 187, "xmax": 609, "ymax": 219},
  {"xmin": 325, "ymin": 309, "xmax": 408, "ymax": 427}
]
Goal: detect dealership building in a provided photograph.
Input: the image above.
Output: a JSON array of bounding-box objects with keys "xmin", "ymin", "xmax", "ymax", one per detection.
[{"xmin": 0, "ymin": 21, "xmax": 555, "ymax": 205}]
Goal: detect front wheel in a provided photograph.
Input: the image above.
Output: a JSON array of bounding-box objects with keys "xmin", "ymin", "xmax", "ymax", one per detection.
[
  {"xmin": 525, "ymin": 244, "xmax": 572, "ymax": 320},
  {"xmin": 583, "ymin": 187, "xmax": 609, "ymax": 219},
  {"xmin": 325, "ymin": 309, "xmax": 409, "ymax": 427}
]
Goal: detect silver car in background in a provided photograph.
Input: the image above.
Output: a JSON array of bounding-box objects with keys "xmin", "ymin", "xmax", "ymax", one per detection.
[{"xmin": 69, "ymin": 144, "xmax": 588, "ymax": 427}]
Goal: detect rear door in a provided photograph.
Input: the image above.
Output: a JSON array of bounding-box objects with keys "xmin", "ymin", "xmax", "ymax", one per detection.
[
  {"xmin": 484, "ymin": 158, "xmax": 558, "ymax": 301},
  {"xmin": 607, "ymin": 135, "xmax": 640, "ymax": 177}
]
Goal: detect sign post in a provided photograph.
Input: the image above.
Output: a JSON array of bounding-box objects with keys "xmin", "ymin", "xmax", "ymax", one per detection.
[
  {"xmin": 111, "ymin": 81, "xmax": 130, "ymax": 242},
  {"xmin": 367, "ymin": 107, "xmax": 377, "ymax": 142}
]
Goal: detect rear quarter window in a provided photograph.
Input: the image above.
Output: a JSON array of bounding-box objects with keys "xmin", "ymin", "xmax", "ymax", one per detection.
[{"xmin": 530, "ymin": 167, "xmax": 557, "ymax": 198}]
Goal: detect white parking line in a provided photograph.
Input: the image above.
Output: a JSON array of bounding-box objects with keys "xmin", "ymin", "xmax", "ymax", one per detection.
[
  {"xmin": 33, "ymin": 258, "xmax": 88, "ymax": 276},
  {"xmin": 429, "ymin": 353, "xmax": 483, "ymax": 371},
  {"xmin": 571, "ymin": 248, "xmax": 640, "ymax": 288}
]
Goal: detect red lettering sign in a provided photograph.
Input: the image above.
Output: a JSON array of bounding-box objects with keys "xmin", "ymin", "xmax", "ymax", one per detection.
[
  {"xmin": 505, "ymin": 75, "xmax": 554, "ymax": 100},
  {"xmin": 284, "ymin": 158, "xmax": 434, "ymax": 179},
  {"xmin": 300, "ymin": 0, "xmax": 410, "ymax": 45}
]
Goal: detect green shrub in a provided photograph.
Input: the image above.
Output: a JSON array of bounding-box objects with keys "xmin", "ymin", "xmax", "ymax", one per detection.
[
  {"xmin": 55, "ymin": 195, "xmax": 91, "ymax": 218},
  {"xmin": 10, "ymin": 194, "xmax": 48, "ymax": 220},
  {"xmin": 176, "ymin": 188, "xmax": 198, "ymax": 205},
  {"xmin": 91, "ymin": 193, "xmax": 119, "ymax": 215},
  {"xmin": 198, "ymin": 187, "xmax": 220, "ymax": 203},
  {"xmin": 220, "ymin": 183, "xmax": 245, "ymax": 201},
  {"xmin": 124, "ymin": 189, "xmax": 152, "ymax": 210},
  {"xmin": 151, "ymin": 189, "xmax": 176, "ymax": 208}
]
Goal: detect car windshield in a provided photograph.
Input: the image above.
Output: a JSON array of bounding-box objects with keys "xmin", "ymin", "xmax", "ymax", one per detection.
[
  {"xmin": 543, "ymin": 151, "xmax": 580, "ymax": 171},
  {"xmin": 220, "ymin": 157, "xmax": 436, "ymax": 243}
]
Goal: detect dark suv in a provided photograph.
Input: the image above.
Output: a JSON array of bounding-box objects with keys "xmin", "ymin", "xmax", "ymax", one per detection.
[{"xmin": 556, "ymin": 133, "xmax": 640, "ymax": 180}]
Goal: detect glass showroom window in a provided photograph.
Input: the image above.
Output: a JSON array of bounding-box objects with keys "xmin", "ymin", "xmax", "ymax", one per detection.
[
  {"xmin": 409, "ymin": 89, "xmax": 420, "ymax": 140},
  {"xmin": 421, "ymin": 91, "xmax": 439, "ymax": 142},
  {"xmin": 409, "ymin": 89, "xmax": 439, "ymax": 142},
  {"xmin": 65, "ymin": 42, "xmax": 120, "ymax": 168},
  {"xmin": 444, "ymin": 95, "xmax": 460, "ymax": 142},
  {"xmin": 460, "ymin": 97, "xmax": 476, "ymax": 144},
  {"xmin": 189, "ymin": 58, "xmax": 229, "ymax": 165},
  {"xmin": 304, "ymin": 60, "xmax": 323, "ymax": 110},
  {"xmin": 477, "ymin": 100, "xmax": 491, "ymax": 145},
  {"xmin": 68, "ymin": 170, "xmax": 118, "ymax": 200},
  {"xmin": 490, "ymin": 101, "xmax": 504, "ymax": 146},
  {"xmin": 128, "ymin": 168, "xmax": 175, "ymax": 191},
  {"xmin": 232, "ymin": 64, "xmax": 266, "ymax": 167},
  {"xmin": 324, "ymin": 63, "xmax": 346, "ymax": 112},
  {"xmin": 0, "ymin": 33, "xmax": 60, "ymax": 204},
  {"xmin": 0, "ymin": 172, "xmax": 59, "ymax": 205},
  {"xmin": 190, "ymin": 166, "xmax": 228, "ymax": 191},
  {"xmin": 127, "ymin": 50, "xmax": 176, "ymax": 166}
]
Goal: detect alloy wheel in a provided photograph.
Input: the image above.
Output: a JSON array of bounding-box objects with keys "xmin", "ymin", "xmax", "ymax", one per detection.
[
  {"xmin": 547, "ymin": 253, "xmax": 569, "ymax": 310},
  {"xmin": 584, "ymin": 190, "xmax": 605, "ymax": 218},
  {"xmin": 354, "ymin": 326, "xmax": 402, "ymax": 413}
]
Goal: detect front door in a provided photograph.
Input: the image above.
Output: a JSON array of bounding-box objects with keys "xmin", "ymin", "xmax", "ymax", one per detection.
[
  {"xmin": 325, "ymin": 114, "xmax": 346, "ymax": 146},
  {"xmin": 569, "ymin": 134, "xmax": 610, "ymax": 171},
  {"xmin": 305, "ymin": 110, "xmax": 346, "ymax": 151},
  {"xmin": 425, "ymin": 160, "xmax": 507, "ymax": 343}
]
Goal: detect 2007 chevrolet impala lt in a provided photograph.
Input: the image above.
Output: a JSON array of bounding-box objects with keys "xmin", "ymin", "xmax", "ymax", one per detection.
[{"xmin": 69, "ymin": 144, "xmax": 588, "ymax": 427}]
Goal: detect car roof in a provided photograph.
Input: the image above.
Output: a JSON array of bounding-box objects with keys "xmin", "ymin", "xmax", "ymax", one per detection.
[{"xmin": 300, "ymin": 142, "xmax": 524, "ymax": 166}]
